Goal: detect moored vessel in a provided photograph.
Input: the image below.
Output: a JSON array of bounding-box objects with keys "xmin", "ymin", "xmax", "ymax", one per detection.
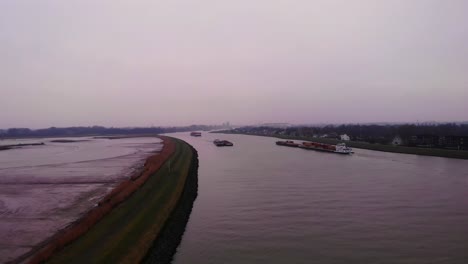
[
  {"xmin": 299, "ymin": 142, "xmax": 353, "ymax": 154},
  {"xmin": 213, "ymin": 139, "xmax": 234, "ymax": 147},
  {"xmin": 190, "ymin": 132, "xmax": 202, "ymax": 137}
]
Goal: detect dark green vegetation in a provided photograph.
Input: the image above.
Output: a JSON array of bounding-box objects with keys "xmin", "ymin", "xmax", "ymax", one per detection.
[
  {"xmin": 0, "ymin": 125, "xmax": 223, "ymax": 138},
  {"xmin": 227, "ymin": 123, "xmax": 468, "ymax": 146},
  {"xmin": 46, "ymin": 138, "xmax": 197, "ymax": 264},
  {"xmin": 216, "ymin": 130, "xmax": 468, "ymax": 159}
]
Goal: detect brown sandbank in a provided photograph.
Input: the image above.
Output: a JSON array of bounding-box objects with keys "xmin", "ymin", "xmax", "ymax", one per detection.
[
  {"xmin": 0, "ymin": 142, "xmax": 45, "ymax": 151},
  {"xmin": 49, "ymin": 140, "xmax": 90, "ymax": 143}
]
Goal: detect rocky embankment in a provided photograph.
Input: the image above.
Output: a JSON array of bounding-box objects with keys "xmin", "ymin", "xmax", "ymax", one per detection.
[{"xmin": 143, "ymin": 145, "xmax": 199, "ymax": 264}]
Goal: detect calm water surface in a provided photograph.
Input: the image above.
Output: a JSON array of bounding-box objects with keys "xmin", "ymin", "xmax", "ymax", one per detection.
[{"xmin": 170, "ymin": 132, "xmax": 468, "ymax": 264}]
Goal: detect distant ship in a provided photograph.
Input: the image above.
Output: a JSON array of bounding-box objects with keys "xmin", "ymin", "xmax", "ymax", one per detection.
[
  {"xmin": 276, "ymin": 140, "xmax": 300, "ymax": 147},
  {"xmin": 213, "ymin": 139, "xmax": 234, "ymax": 147},
  {"xmin": 190, "ymin": 132, "xmax": 202, "ymax": 137},
  {"xmin": 298, "ymin": 141, "xmax": 353, "ymax": 154}
]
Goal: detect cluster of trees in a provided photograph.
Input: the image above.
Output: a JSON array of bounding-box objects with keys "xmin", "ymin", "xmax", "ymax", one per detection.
[
  {"xmin": 0, "ymin": 125, "xmax": 221, "ymax": 138},
  {"xmin": 231, "ymin": 123, "xmax": 468, "ymax": 145}
]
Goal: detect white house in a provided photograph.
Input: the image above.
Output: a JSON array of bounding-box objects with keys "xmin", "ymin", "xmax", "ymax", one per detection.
[
  {"xmin": 392, "ymin": 136, "xmax": 403, "ymax": 145},
  {"xmin": 340, "ymin": 134, "xmax": 350, "ymax": 141}
]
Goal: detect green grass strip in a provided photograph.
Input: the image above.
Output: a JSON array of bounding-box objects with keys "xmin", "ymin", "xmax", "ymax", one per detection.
[{"xmin": 47, "ymin": 137, "xmax": 193, "ymax": 264}]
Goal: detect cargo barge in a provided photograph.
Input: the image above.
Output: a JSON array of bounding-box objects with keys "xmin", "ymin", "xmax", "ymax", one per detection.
[
  {"xmin": 213, "ymin": 139, "xmax": 234, "ymax": 147},
  {"xmin": 276, "ymin": 140, "xmax": 300, "ymax": 147},
  {"xmin": 298, "ymin": 141, "xmax": 353, "ymax": 154},
  {"xmin": 190, "ymin": 132, "xmax": 202, "ymax": 137}
]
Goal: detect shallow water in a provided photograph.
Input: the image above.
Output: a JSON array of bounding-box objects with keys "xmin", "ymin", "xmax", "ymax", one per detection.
[
  {"xmin": 0, "ymin": 137, "xmax": 162, "ymax": 263},
  {"xmin": 169, "ymin": 132, "xmax": 468, "ymax": 264}
]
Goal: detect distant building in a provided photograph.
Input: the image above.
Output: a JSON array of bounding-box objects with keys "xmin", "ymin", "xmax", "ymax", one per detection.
[
  {"xmin": 261, "ymin": 123, "xmax": 290, "ymax": 128},
  {"xmin": 407, "ymin": 135, "xmax": 468, "ymax": 150},
  {"xmin": 320, "ymin": 132, "xmax": 338, "ymax": 139},
  {"xmin": 392, "ymin": 136, "xmax": 403, "ymax": 145},
  {"xmin": 340, "ymin": 134, "xmax": 350, "ymax": 141},
  {"xmin": 409, "ymin": 135, "xmax": 440, "ymax": 147},
  {"xmin": 441, "ymin": 136, "xmax": 468, "ymax": 150}
]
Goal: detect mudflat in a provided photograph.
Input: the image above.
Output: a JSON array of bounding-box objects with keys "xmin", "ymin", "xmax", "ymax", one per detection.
[{"xmin": 0, "ymin": 137, "xmax": 163, "ymax": 263}]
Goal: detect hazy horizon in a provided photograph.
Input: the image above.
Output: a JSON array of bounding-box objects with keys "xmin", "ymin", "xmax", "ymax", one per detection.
[
  {"xmin": 1, "ymin": 0, "xmax": 467, "ymax": 128},
  {"xmin": 3, "ymin": 120, "xmax": 468, "ymax": 131}
]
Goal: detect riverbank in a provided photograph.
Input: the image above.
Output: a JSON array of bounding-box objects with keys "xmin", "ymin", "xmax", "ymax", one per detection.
[
  {"xmin": 13, "ymin": 136, "xmax": 198, "ymax": 263},
  {"xmin": 143, "ymin": 145, "xmax": 198, "ymax": 264},
  {"xmin": 0, "ymin": 142, "xmax": 45, "ymax": 151},
  {"xmin": 214, "ymin": 131, "xmax": 468, "ymax": 159}
]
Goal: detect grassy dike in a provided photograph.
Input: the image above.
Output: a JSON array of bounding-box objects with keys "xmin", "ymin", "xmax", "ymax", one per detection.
[
  {"xmin": 40, "ymin": 137, "xmax": 197, "ymax": 264},
  {"xmin": 216, "ymin": 131, "xmax": 468, "ymax": 159}
]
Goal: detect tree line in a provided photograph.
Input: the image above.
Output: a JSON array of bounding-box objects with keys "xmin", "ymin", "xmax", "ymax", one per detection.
[
  {"xmin": 0, "ymin": 125, "xmax": 221, "ymax": 138},
  {"xmin": 232, "ymin": 123, "xmax": 468, "ymax": 144}
]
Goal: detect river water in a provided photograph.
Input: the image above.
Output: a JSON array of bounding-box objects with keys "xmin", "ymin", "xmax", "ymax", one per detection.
[{"xmin": 169, "ymin": 132, "xmax": 468, "ymax": 264}]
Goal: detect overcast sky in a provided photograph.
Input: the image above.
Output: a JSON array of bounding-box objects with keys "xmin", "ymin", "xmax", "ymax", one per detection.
[{"xmin": 1, "ymin": 0, "xmax": 467, "ymax": 128}]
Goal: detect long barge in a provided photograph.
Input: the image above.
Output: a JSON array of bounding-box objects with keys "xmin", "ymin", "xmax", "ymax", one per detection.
[
  {"xmin": 275, "ymin": 140, "xmax": 300, "ymax": 147},
  {"xmin": 298, "ymin": 141, "xmax": 353, "ymax": 154}
]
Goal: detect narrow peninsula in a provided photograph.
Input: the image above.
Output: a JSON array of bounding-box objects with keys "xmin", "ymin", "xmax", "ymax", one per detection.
[{"xmin": 14, "ymin": 136, "xmax": 198, "ymax": 264}]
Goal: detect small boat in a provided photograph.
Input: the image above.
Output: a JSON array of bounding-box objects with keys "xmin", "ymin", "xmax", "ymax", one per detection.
[
  {"xmin": 190, "ymin": 132, "xmax": 202, "ymax": 137},
  {"xmin": 213, "ymin": 139, "xmax": 234, "ymax": 147},
  {"xmin": 276, "ymin": 140, "xmax": 300, "ymax": 147},
  {"xmin": 298, "ymin": 142, "xmax": 353, "ymax": 154}
]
